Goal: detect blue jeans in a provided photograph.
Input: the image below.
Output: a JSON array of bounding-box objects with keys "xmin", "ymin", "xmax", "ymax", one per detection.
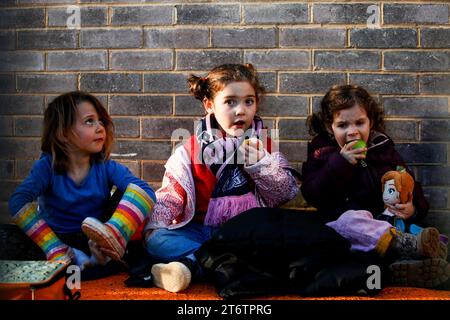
[{"xmin": 144, "ymin": 221, "xmax": 218, "ymax": 278}]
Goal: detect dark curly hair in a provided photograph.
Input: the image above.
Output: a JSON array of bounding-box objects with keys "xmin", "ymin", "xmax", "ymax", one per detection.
[{"xmin": 307, "ymin": 84, "xmax": 385, "ymax": 136}]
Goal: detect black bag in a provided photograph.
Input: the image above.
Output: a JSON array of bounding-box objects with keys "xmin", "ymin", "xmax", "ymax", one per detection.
[{"xmin": 195, "ymin": 207, "xmax": 385, "ymax": 299}]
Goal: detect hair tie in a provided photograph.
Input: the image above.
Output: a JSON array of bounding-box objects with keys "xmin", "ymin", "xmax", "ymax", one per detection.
[{"xmin": 199, "ymin": 77, "xmax": 209, "ymax": 94}]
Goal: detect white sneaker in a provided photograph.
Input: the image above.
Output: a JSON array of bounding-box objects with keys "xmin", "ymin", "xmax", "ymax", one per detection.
[{"xmin": 151, "ymin": 261, "xmax": 192, "ymax": 293}]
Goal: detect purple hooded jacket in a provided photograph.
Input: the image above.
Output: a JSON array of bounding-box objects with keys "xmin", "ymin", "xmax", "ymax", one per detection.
[{"xmin": 300, "ymin": 131, "xmax": 429, "ymax": 223}]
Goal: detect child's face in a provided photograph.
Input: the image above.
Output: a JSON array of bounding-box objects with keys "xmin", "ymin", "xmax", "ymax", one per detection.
[
  {"xmin": 204, "ymin": 81, "xmax": 257, "ymax": 137},
  {"xmin": 330, "ymin": 104, "xmax": 371, "ymax": 148},
  {"xmin": 68, "ymin": 101, "xmax": 106, "ymax": 156},
  {"xmin": 383, "ymin": 179, "xmax": 400, "ymax": 205}
]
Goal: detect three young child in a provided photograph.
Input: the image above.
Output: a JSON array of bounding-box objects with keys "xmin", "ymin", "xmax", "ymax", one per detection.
[{"xmin": 8, "ymin": 66, "xmax": 449, "ymax": 292}]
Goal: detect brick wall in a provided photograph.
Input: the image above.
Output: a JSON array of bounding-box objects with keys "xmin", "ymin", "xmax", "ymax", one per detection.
[{"xmin": 0, "ymin": 1, "xmax": 449, "ymax": 233}]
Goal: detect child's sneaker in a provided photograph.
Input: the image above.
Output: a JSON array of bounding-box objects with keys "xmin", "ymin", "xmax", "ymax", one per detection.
[
  {"xmin": 389, "ymin": 258, "xmax": 450, "ymax": 288},
  {"xmin": 82, "ymin": 217, "xmax": 125, "ymax": 261},
  {"xmin": 389, "ymin": 227, "xmax": 441, "ymax": 260},
  {"xmin": 151, "ymin": 261, "xmax": 192, "ymax": 293}
]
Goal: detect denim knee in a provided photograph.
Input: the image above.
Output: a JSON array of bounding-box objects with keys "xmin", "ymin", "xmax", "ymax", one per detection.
[
  {"xmin": 144, "ymin": 229, "xmax": 170, "ymax": 254},
  {"xmin": 144, "ymin": 228, "xmax": 199, "ymax": 262}
]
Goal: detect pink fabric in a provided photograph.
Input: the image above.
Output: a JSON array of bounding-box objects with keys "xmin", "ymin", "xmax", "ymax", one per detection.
[
  {"xmin": 326, "ymin": 210, "xmax": 392, "ymax": 252},
  {"xmin": 245, "ymin": 152, "xmax": 299, "ymax": 207},
  {"xmin": 144, "ymin": 146, "xmax": 195, "ymax": 232},
  {"xmin": 204, "ymin": 192, "xmax": 259, "ymax": 227}
]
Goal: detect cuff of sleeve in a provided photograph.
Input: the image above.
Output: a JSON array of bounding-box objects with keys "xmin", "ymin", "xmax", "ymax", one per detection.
[{"xmin": 243, "ymin": 150, "xmax": 270, "ymax": 174}]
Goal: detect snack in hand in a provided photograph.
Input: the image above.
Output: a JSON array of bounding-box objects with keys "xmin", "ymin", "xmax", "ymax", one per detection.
[{"xmin": 351, "ymin": 139, "xmax": 367, "ymax": 156}]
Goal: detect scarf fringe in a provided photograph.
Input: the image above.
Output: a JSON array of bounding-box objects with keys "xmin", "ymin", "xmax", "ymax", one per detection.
[{"xmin": 204, "ymin": 192, "xmax": 259, "ymax": 227}]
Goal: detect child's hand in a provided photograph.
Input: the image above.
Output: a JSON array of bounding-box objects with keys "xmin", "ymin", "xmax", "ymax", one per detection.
[
  {"xmin": 71, "ymin": 247, "xmax": 92, "ymax": 271},
  {"xmin": 57, "ymin": 246, "xmax": 90, "ymax": 270},
  {"xmin": 340, "ymin": 140, "xmax": 367, "ymax": 165},
  {"xmin": 241, "ymin": 138, "xmax": 265, "ymax": 166},
  {"xmin": 386, "ymin": 192, "xmax": 415, "ymax": 219}
]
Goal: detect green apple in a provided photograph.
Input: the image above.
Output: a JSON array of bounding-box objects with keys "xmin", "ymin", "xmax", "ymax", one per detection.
[{"xmin": 352, "ymin": 139, "xmax": 367, "ymax": 155}]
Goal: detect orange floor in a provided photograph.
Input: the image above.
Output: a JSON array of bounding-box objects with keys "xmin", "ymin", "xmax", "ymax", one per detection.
[{"xmin": 80, "ymin": 272, "xmax": 450, "ymax": 300}]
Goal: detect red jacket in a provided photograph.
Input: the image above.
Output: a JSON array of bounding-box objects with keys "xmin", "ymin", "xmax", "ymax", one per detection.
[{"xmin": 300, "ymin": 132, "xmax": 429, "ymax": 223}]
